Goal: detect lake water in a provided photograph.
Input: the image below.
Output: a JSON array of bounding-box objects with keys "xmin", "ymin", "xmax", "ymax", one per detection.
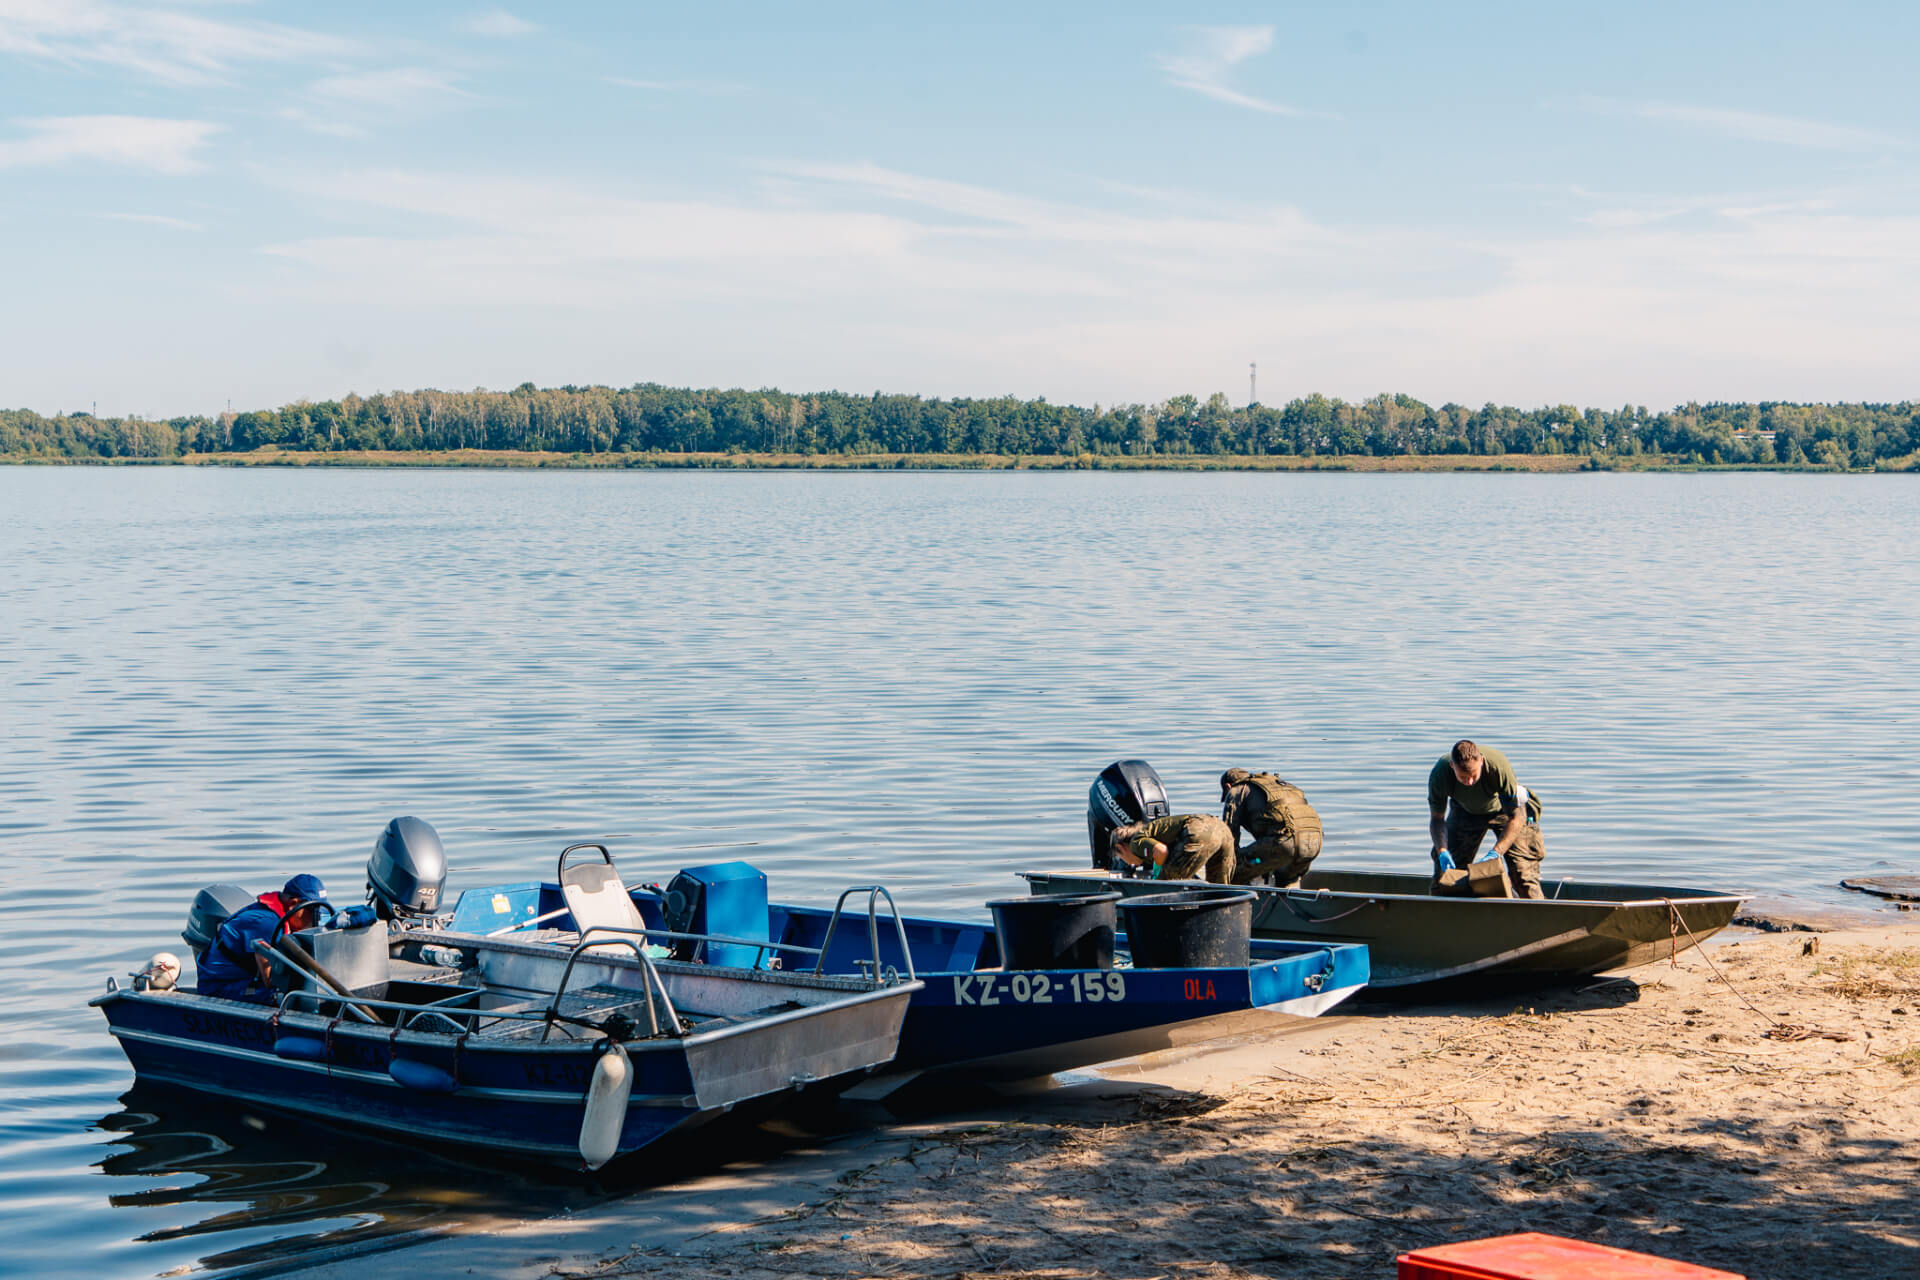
[{"xmin": 2, "ymin": 467, "xmax": 1916, "ymax": 1277}]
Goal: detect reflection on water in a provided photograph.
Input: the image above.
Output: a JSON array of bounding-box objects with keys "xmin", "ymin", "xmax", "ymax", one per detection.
[
  {"xmin": 3, "ymin": 468, "xmax": 1916, "ymax": 1276},
  {"xmin": 92, "ymin": 1083, "xmax": 586, "ymax": 1277},
  {"xmin": 85, "ymin": 1078, "xmax": 871, "ymax": 1278}
]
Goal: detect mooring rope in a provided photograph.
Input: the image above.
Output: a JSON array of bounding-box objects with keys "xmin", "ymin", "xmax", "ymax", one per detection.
[{"xmin": 1664, "ymin": 898, "xmax": 1852, "ymax": 1043}]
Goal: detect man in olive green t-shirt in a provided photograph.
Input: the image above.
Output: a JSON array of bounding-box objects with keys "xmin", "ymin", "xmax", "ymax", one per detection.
[
  {"xmin": 1111, "ymin": 814, "xmax": 1237, "ymax": 883},
  {"xmin": 1427, "ymin": 740, "xmax": 1547, "ymax": 899}
]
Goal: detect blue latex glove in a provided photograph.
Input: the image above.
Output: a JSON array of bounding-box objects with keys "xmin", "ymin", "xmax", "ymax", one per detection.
[
  {"xmin": 332, "ymin": 904, "xmax": 379, "ymax": 930},
  {"xmin": 1474, "ymin": 843, "xmax": 1502, "ymax": 864},
  {"xmin": 1433, "ymin": 848, "xmax": 1455, "ymax": 872}
]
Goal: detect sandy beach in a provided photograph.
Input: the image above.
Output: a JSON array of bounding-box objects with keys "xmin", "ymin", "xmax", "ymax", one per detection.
[{"xmin": 287, "ymin": 917, "xmax": 1920, "ymax": 1280}]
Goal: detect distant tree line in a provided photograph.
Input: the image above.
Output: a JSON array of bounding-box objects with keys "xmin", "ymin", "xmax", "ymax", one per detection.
[{"xmin": 4, "ymin": 383, "xmax": 1916, "ymax": 467}]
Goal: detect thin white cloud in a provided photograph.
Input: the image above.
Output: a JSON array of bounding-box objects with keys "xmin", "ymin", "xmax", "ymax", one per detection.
[
  {"xmin": 1580, "ymin": 97, "xmax": 1901, "ymax": 152},
  {"xmin": 0, "ymin": 0, "xmax": 351, "ymax": 85},
  {"xmin": 280, "ymin": 67, "xmax": 471, "ymax": 135},
  {"xmin": 463, "ymin": 9, "xmax": 537, "ymax": 37},
  {"xmin": 607, "ymin": 76, "xmax": 745, "ymax": 95},
  {"xmin": 309, "ymin": 67, "xmax": 469, "ymax": 109},
  {"xmin": 277, "ymin": 106, "xmax": 365, "ymax": 139},
  {"xmin": 1580, "ymin": 205, "xmax": 1693, "ymax": 229},
  {"xmin": 0, "ymin": 115, "xmax": 220, "ymax": 173},
  {"xmin": 1156, "ymin": 25, "xmax": 1321, "ymax": 117},
  {"xmin": 247, "ymin": 161, "xmax": 1920, "ymax": 408},
  {"xmin": 95, "ymin": 210, "xmax": 204, "ymax": 230}
]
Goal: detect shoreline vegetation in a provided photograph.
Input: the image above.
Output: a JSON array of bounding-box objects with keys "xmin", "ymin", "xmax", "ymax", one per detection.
[
  {"xmin": 5, "ymin": 383, "xmax": 1917, "ymax": 471},
  {"xmin": 14, "ymin": 447, "xmax": 1901, "ymax": 472}
]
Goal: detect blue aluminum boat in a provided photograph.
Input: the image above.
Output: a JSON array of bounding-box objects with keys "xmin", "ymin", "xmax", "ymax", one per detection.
[
  {"xmin": 448, "ymin": 849, "xmax": 1370, "ymax": 1081},
  {"xmin": 93, "ymin": 892, "xmax": 920, "ymax": 1170}
]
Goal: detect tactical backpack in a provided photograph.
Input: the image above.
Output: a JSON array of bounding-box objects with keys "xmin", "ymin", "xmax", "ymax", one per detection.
[{"xmin": 1231, "ymin": 773, "xmax": 1324, "ymax": 866}]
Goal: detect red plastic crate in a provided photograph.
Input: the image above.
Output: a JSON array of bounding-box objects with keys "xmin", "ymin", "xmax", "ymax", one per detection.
[{"xmin": 1398, "ymin": 1232, "xmax": 1743, "ymax": 1280}]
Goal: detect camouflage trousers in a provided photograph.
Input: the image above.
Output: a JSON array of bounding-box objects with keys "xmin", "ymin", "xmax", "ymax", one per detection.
[
  {"xmin": 1440, "ymin": 810, "xmax": 1546, "ymax": 899},
  {"xmin": 1231, "ymin": 834, "xmax": 1319, "ymax": 887},
  {"xmin": 1158, "ymin": 816, "xmax": 1238, "ymax": 884}
]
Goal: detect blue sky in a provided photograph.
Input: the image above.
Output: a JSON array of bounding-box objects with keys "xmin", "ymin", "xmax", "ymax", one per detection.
[{"xmin": 3, "ymin": 1, "xmax": 1916, "ymax": 417}]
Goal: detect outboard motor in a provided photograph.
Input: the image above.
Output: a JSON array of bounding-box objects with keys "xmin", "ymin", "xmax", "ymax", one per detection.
[
  {"xmin": 182, "ymin": 884, "xmax": 256, "ymax": 960},
  {"xmin": 1087, "ymin": 760, "xmax": 1170, "ymax": 870},
  {"xmin": 366, "ymin": 816, "xmax": 448, "ymax": 921}
]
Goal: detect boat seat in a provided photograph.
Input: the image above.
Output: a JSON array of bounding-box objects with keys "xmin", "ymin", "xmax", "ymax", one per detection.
[{"xmin": 560, "ymin": 859, "xmax": 648, "ymax": 937}]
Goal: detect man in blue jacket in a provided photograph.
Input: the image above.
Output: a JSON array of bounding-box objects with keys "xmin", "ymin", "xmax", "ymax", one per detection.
[{"xmin": 196, "ymin": 874, "xmax": 330, "ymax": 1002}]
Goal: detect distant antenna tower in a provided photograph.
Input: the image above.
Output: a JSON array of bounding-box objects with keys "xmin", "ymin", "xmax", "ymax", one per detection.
[{"xmin": 1249, "ymin": 363, "xmax": 1257, "ymax": 406}]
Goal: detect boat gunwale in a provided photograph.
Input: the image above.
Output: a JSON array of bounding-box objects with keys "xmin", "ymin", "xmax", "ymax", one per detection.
[
  {"xmin": 97, "ymin": 1020, "xmax": 706, "ymax": 1106},
  {"xmin": 92, "ymin": 955, "xmax": 920, "ymax": 1057},
  {"xmin": 1019, "ymin": 869, "xmax": 1752, "ymax": 912}
]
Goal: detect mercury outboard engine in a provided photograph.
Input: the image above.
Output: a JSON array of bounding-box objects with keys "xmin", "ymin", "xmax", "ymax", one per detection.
[
  {"xmin": 182, "ymin": 883, "xmax": 256, "ymax": 960},
  {"xmin": 1087, "ymin": 759, "xmax": 1170, "ymax": 870},
  {"xmin": 366, "ymin": 816, "xmax": 448, "ymax": 921}
]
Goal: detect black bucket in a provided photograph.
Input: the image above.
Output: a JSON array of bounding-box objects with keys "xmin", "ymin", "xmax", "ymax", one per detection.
[
  {"xmin": 986, "ymin": 892, "xmax": 1120, "ymax": 971},
  {"xmin": 1117, "ymin": 889, "xmax": 1256, "ymax": 969}
]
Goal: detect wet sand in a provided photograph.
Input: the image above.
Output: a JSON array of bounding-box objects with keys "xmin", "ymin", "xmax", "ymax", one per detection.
[{"xmin": 291, "ymin": 921, "xmax": 1920, "ymax": 1280}]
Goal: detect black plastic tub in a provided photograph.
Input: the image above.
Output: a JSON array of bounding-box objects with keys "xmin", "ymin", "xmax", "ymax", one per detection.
[
  {"xmin": 985, "ymin": 892, "xmax": 1120, "ymax": 971},
  {"xmin": 1117, "ymin": 889, "xmax": 1257, "ymax": 969}
]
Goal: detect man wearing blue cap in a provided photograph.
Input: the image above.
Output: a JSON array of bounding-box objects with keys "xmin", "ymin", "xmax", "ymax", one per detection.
[{"xmin": 196, "ymin": 875, "xmax": 330, "ymax": 1002}]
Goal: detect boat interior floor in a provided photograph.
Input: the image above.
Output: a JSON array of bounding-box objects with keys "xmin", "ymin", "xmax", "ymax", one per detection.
[{"xmin": 474, "ymin": 984, "xmax": 809, "ymax": 1042}]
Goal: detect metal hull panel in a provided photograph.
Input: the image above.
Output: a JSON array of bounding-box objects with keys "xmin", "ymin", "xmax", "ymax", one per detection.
[{"xmin": 682, "ymin": 990, "xmax": 912, "ymax": 1103}]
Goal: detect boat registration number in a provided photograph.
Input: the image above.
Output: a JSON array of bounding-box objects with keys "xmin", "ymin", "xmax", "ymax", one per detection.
[{"xmin": 952, "ymin": 971, "xmax": 1126, "ymax": 1005}]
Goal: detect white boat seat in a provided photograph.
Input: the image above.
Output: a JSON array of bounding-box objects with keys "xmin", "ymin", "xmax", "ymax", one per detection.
[{"xmin": 560, "ymin": 858, "xmax": 648, "ymax": 937}]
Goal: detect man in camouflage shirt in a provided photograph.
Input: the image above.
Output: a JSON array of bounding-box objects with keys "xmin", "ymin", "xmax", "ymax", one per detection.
[
  {"xmin": 1220, "ymin": 768, "xmax": 1323, "ymax": 887},
  {"xmin": 1427, "ymin": 739, "xmax": 1547, "ymax": 899},
  {"xmin": 1111, "ymin": 814, "xmax": 1237, "ymax": 883}
]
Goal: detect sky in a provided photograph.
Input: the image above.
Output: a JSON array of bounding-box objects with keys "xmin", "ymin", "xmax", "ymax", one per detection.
[{"xmin": 2, "ymin": 0, "xmax": 1917, "ymax": 418}]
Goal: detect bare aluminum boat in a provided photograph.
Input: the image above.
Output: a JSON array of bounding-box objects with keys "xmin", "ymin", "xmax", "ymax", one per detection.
[{"xmin": 1022, "ymin": 867, "xmax": 1748, "ymax": 990}]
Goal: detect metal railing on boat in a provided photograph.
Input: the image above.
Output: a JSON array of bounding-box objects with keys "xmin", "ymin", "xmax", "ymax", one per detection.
[
  {"xmin": 276, "ymin": 986, "xmax": 660, "ymax": 1039},
  {"xmin": 485, "ymin": 884, "xmax": 920, "ymax": 986},
  {"xmin": 540, "ymin": 932, "xmax": 685, "ymax": 1042}
]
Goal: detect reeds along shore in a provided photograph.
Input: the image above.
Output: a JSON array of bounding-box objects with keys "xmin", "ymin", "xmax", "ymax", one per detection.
[{"xmin": 5, "ymin": 447, "xmax": 1917, "ymax": 472}]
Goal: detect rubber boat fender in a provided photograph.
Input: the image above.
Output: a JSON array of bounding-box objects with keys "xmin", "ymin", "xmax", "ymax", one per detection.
[
  {"xmin": 578, "ymin": 1042, "xmax": 633, "ymax": 1171},
  {"xmin": 390, "ymin": 1057, "xmax": 460, "ymax": 1093},
  {"xmin": 274, "ymin": 1034, "xmax": 330, "ymax": 1062}
]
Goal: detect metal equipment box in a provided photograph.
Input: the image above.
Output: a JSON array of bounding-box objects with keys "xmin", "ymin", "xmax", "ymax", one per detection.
[
  {"xmin": 291, "ymin": 922, "xmax": 392, "ymax": 996},
  {"xmin": 665, "ymin": 861, "xmax": 771, "ymax": 969}
]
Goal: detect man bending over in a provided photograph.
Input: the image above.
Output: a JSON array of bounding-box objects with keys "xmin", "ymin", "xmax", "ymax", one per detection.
[
  {"xmin": 1428, "ymin": 741, "xmax": 1546, "ymax": 899},
  {"xmin": 1112, "ymin": 815, "xmax": 1237, "ymax": 883}
]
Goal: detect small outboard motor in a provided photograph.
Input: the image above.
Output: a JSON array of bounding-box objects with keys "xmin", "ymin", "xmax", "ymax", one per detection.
[
  {"xmin": 183, "ymin": 883, "xmax": 256, "ymax": 960},
  {"xmin": 1087, "ymin": 759, "xmax": 1170, "ymax": 869},
  {"xmin": 366, "ymin": 816, "xmax": 448, "ymax": 921}
]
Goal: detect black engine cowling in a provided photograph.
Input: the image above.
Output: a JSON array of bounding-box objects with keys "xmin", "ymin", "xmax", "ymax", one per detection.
[
  {"xmin": 366, "ymin": 816, "xmax": 448, "ymax": 921},
  {"xmin": 1087, "ymin": 759, "xmax": 1169, "ymax": 869}
]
